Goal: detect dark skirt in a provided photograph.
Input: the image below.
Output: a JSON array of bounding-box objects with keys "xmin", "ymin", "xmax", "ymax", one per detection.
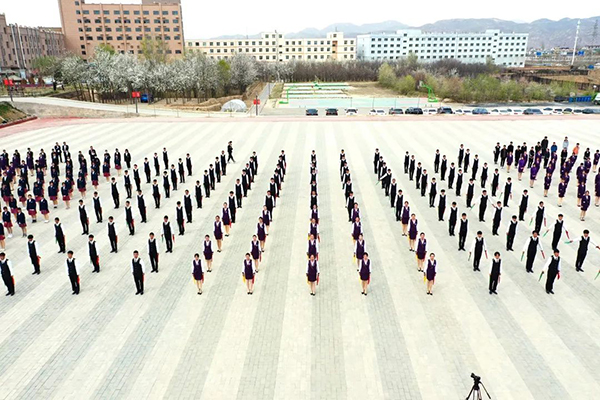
[
  {"xmin": 193, "ymin": 271, "xmax": 204, "ymax": 281},
  {"xmin": 307, "ymin": 267, "xmax": 318, "ymax": 282},
  {"xmin": 214, "ymin": 229, "xmax": 223, "ymax": 240},
  {"xmin": 426, "ymin": 267, "xmax": 436, "ymax": 281},
  {"xmin": 359, "ymin": 268, "xmax": 370, "ymax": 282},
  {"xmin": 204, "ymin": 250, "xmax": 213, "ymax": 260}
]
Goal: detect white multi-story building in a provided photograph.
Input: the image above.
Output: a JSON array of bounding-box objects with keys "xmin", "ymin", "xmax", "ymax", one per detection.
[
  {"xmin": 186, "ymin": 31, "xmax": 355, "ymax": 62},
  {"xmin": 357, "ymin": 29, "xmax": 528, "ymax": 67}
]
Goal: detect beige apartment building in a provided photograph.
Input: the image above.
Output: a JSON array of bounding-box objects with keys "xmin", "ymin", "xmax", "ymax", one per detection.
[
  {"xmin": 57, "ymin": 0, "xmax": 184, "ymax": 59},
  {"xmin": 186, "ymin": 31, "xmax": 356, "ymax": 62},
  {"xmin": 0, "ymin": 13, "xmax": 65, "ymax": 74}
]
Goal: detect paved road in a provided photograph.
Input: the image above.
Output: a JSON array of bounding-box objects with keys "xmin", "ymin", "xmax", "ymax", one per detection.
[{"xmin": 0, "ymin": 118, "xmax": 599, "ymax": 399}]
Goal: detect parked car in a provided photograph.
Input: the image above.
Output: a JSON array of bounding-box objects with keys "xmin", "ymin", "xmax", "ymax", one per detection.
[
  {"xmin": 454, "ymin": 109, "xmax": 464, "ymax": 115},
  {"xmin": 463, "ymin": 109, "xmax": 473, "ymax": 115},
  {"xmin": 552, "ymin": 108, "xmax": 563, "ymax": 115},
  {"xmin": 582, "ymin": 108, "xmax": 600, "ymax": 114},
  {"xmin": 554, "ymin": 96, "xmax": 568, "ymax": 102},
  {"xmin": 511, "ymin": 108, "xmax": 523, "ymax": 115},
  {"xmin": 523, "ymin": 108, "xmax": 543, "ymax": 115},
  {"xmin": 389, "ymin": 108, "xmax": 404, "ymax": 115},
  {"xmin": 325, "ymin": 108, "xmax": 338, "ymax": 116},
  {"xmin": 499, "ymin": 109, "xmax": 511, "ymax": 115},
  {"xmin": 423, "ymin": 108, "xmax": 437, "ymax": 115},
  {"xmin": 541, "ymin": 107, "xmax": 554, "ymax": 115},
  {"xmin": 405, "ymin": 107, "xmax": 423, "ymax": 115},
  {"xmin": 369, "ymin": 109, "xmax": 386, "ymax": 116},
  {"xmin": 472, "ymin": 108, "xmax": 490, "ymax": 115},
  {"xmin": 345, "ymin": 108, "xmax": 358, "ymax": 116},
  {"xmin": 436, "ymin": 107, "xmax": 453, "ymax": 114},
  {"xmin": 305, "ymin": 108, "xmax": 318, "ymax": 116},
  {"xmin": 140, "ymin": 93, "xmax": 153, "ymax": 103},
  {"xmin": 563, "ymin": 108, "xmax": 573, "ymax": 114},
  {"xmin": 490, "ymin": 109, "xmax": 500, "ymax": 115},
  {"xmin": 573, "ymin": 108, "xmax": 583, "ymax": 114}
]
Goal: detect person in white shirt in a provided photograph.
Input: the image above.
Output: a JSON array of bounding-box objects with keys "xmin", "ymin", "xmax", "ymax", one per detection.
[
  {"xmin": 541, "ymin": 250, "xmax": 561, "ymax": 294},
  {"xmin": 488, "ymin": 252, "xmax": 501, "ymax": 295},
  {"xmin": 568, "ymin": 229, "xmax": 600, "ymax": 272},
  {"xmin": 65, "ymin": 251, "xmax": 80, "ymax": 295},
  {"xmin": 522, "ymin": 231, "xmax": 545, "ymax": 273},
  {"xmin": 191, "ymin": 253, "xmax": 204, "ymax": 295},
  {"xmin": 0, "ymin": 252, "xmax": 15, "ymax": 296},
  {"xmin": 468, "ymin": 231, "xmax": 488, "ymax": 272},
  {"xmin": 131, "ymin": 250, "xmax": 146, "ymax": 295},
  {"xmin": 306, "ymin": 254, "xmax": 320, "ymax": 296}
]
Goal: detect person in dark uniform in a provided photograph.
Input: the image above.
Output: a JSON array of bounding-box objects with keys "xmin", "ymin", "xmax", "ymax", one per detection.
[
  {"xmin": 489, "ymin": 252, "xmax": 501, "ymax": 294},
  {"xmin": 152, "ymin": 179, "xmax": 161, "ymax": 208},
  {"xmin": 242, "ymin": 253, "xmax": 255, "ymax": 294},
  {"xmin": 506, "ymin": 215, "xmax": 518, "ymax": 251},
  {"xmin": 359, "ymin": 252, "xmax": 371, "ymax": 296},
  {"xmin": 208, "ymin": 164, "xmax": 216, "ymax": 190},
  {"xmin": 131, "ymin": 250, "xmax": 145, "ymax": 295},
  {"xmin": 125, "ymin": 200, "xmax": 135, "ymax": 235},
  {"xmin": 187, "ymin": 153, "xmax": 194, "ymax": 176},
  {"xmin": 568, "ymin": 230, "xmax": 600, "ymax": 272},
  {"xmin": 448, "ymin": 202, "xmax": 458, "ymax": 235},
  {"xmin": 234, "ymin": 179, "xmax": 242, "ymax": 208},
  {"xmin": 203, "ymin": 170, "xmax": 211, "ymax": 198},
  {"xmin": 438, "ymin": 189, "xmax": 446, "ymax": 221},
  {"xmin": 503, "ymin": 177, "xmax": 513, "ymax": 207},
  {"xmin": 184, "ymin": 190, "xmax": 193, "ymax": 223},
  {"xmin": 147, "ymin": 232, "xmax": 160, "ymax": 273},
  {"xmin": 522, "ymin": 231, "xmax": 544, "ymax": 273},
  {"xmin": 541, "ymin": 249, "xmax": 561, "ymax": 294},
  {"xmin": 416, "ymin": 233, "xmax": 427, "ymax": 272},
  {"xmin": 137, "ymin": 190, "xmax": 147, "ymax": 223},
  {"xmin": 0, "ymin": 252, "xmax": 15, "ymax": 296},
  {"xmin": 428, "ymin": 177, "xmax": 437, "ymax": 207},
  {"xmin": 191, "ymin": 253, "xmax": 204, "ymax": 294},
  {"xmin": 448, "ymin": 162, "xmax": 456, "ymax": 189},
  {"xmin": 227, "ymin": 141, "xmax": 235, "ymax": 163},
  {"xmin": 491, "ymin": 169, "xmax": 500, "ymax": 197},
  {"xmin": 478, "ymin": 190, "xmax": 488, "ymax": 222},
  {"xmin": 403, "ymin": 152, "xmax": 410, "ymax": 174},
  {"xmin": 107, "ymin": 216, "xmax": 118, "ymax": 253},
  {"xmin": 88, "ymin": 235, "xmax": 100, "ymax": 272},
  {"xmin": 346, "ymin": 192, "xmax": 355, "ymax": 222},
  {"xmin": 203, "ymin": 235, "xmax": 214, "ymax": 272},
  {"xmin": 170, "ymin": 164, "xmax": 178, "ymax": 191},
  {"xmin": 195, "ymin": 180, "xmax": 204, "ymax": 209},
  {"xmin": 458, "ymin": 213, "xmax": 468, "ymax": 250},
  {"xmin": 178, "ymin": 158, "xmax": 186, "ymax": 184},
  {"xmin": 466, "ymin": 178, "xmax": 475, "ymax": 208},
  {"xmin": 455, "ymin": 169, "xmax": 463, "ymax": 196},
  {"xmin": 133, "ymin": 164, "xmax": 142, "ymax": 192},
  {"xmin": 491, "ymin": 201, "xmax": 503, "ymax": 236},
  {"xmin": 307, "ymin": 254, "xmax": 319, "ymax": 296},
  {"xmin": 175, "ymin": 202, "xmax": 185, "ymax": 236},
  {"xmin": 162, "ymin": 171, "xmax": 171, "ymax": 198},
  {"xmin": 409, "ymin": 156, "xmax": 416, "ymax": 181},
  {"xmin": 546, "ymin": 214, "xmax": 568, "ymax": 251},
  {"xmin": 480, "ymin": 162, "xmax": 488, "ymax": 188},
  {"xmin": 228, "ymin": 191, "xmax": 237, "ymax": 224},
  {"xmin": 433, "ymin": 150, "xmax": 440, "ymax": 173},
  {"xmin": 27, "ymin": 235, "xmax": 41, "ymax": 274},
  {"xmin": 469, "ymin": 231, "xmax": 488, "ymax": 271},
  {"xmin": 92, "ymin": 191, "xmax": 103, "ymax": 223},
  {"xmin": 250, "ymin": 235, "xmax": 261, "ymax": 271},
  {"xmin": 110, "ymin": 177, "xmax": 120, "ymax": 208},
  {"xmin": 373, "ymin": 149, "xmax": 380, "ymax": 174},
  {"xmin": 458, "ymin": 144, "xmax": 465, "ymax": 168},
  {"xmin": 124, "ymin": 170, "xmax": 132, "ymax": 199},
  {"xmin": 65, "ymin": 251, "xmax": 80, "ymax": 295},
  {"xmin": 425, "ymin": 253, "xmax": 437, "ymax": 296},
  {"xmin": 395, "ymin": 189, "xmax": 404, "ymax": 221},
  {"xmin": 518, "ymin": 190, "xmax": 529, "ymax": 221},
  {"xmin": 54, "ymin": 217, "xmax": 66, "ymax": 253},
  {"xmin": 162, "ymin": 216, "xmax": 174, "ymax": 253},
  {"xmin": 415, "ymin": 162, "xmax": 422, "ymax": 190},
  {"xmin": 78, "ymin": 200, "xmax": 89, "ymax": 235},
  {"xmin": 162, "ymin": 148, "xmax": 169, "ymax": 170},
  {"xmin": 144, "ymin": 158, "xmax": 152, "ymax": 183}
]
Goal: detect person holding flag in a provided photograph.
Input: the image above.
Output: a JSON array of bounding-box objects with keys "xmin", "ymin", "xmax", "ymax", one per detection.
[
  {"xmin": 522, "ymin": 230, "xmax": 545, "ymax": 273},
  {"xmin": 468, "ymin": 231, "xmax": 488, "ymax": 272},
  {"xmin": 0, "ymin": 252, "xmax": 15, "ymax": 296},
  {"xmin": 540, "ymin": 249, "xmax": 561, "ymax": 294},
  {"xmin": 567, "ymin": 229, "xmax": 600, "ymax": 272}
]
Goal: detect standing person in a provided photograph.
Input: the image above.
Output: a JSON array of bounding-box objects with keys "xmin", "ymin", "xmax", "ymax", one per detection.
[
  {"xmin": 107, "ymin": 216, "xmax": 118, "ymax": 253},
  {"xmin": 16, "ymin": 208, "xmax": 27, "ymax": 238},
  {"xmin": 162, "ymin": 147, "xmax": 169, "ymax": 170},
  {"xmin": 131, "ymin": 250, "xmax": 145, "ymax": 295},
  {"xmin": 250, "ymin": 235, "xmax": 261, "ymax": 271},
  {"xmin": 428, "ymin": 177, "xmax": 437, "ymax": 207},
  {"xmin": 448, "ymin": 162, "xmax": 456, "ymax": 189},
  {"xmin": 144, "ymin": 158, "xmax": 151, "ymax": 183},
  {"xmin": 545, "ymin": 214, "xmax": 569, "ymax": 251},
  {"xmin": 78, "ymin": 200, "xmax": 89, "ymax": 235},
  {"xmin": 448, "ymin": 202, "xmax": 458, "ymax": 236},
  {"xmin": 184, "ymin": 190, "xmax": 193, "ymax": 223},
  {"xmin": 530, "ymin": 201, "xmax": 547, "ymax": 233},
  {"xmin": 506, "ymin": 215, "xmax": 518, "ymax": 251},
  {"xmin": 351, "ymin": 216, "xmax": 363, "ymax": 246},
  {"xmin": 416, "ymin": 233, "xmax": 427, "ymax": 272},
  {"xmin": 0, "ymin": 252, "xmax": 15, "ymax": 296},
  {"xmin": 491, "ymin": 168, "xmax": 500, "ymax": 197},
  {"xmin": 39, "ymin": 197, "xmax": 50, "ymax": 223},
  {"xmin": 186, "ymin": 153, "xmax": 193, "ymax": 176},
  {"xmin": 195, "ymin": 180, "xmax": 204, "ymax": 209},
  {"xmin": 354, "ymin": 233, "xmax": 366, "ymax": 271},
  {"xmin": 541, "ymin": 249, "xmax": 561, "ymax": 294},
  {"xmin": 242, "ymin": 253, "xmax": 255, "ymax": 295},
  {"xmin": 0, "ymin": 223, "xmax": 5, "ymax": 251},
  {"xmin": 438, "ymin": 189, "xmax": 446, "ymax": 221},
  {"xmin": 65, "ymin": 251, "xmax": 80, "ymax": 295},
  {"xmin": 433, "ymin": 149, "xmax": 440, "ymax": 173},
  {"xmin": 440, "ymin": 155, "xmax": 448, "ymax": 181},
  {"xmin": 123, "ymin": 170, "xmax": 132, "ymax": 199},
  {"xmin": 153, "ymin": 153, "xmax": 160, "ymax": 176},
  {"xmin": 147, "ymin": 232, "xmax": 160, "ymax": 273},
  {"xmin": 408, "ymin": 214, "xmax": 418, "ymax": 251},
  {"xmin": 176, "ymin": 201, "xmax": 185, "ymax": 236},
  {"xmin": 222, "ymin": 203, "xmax": 231, "ymax": 237},
  {"xmin": 401, "ymin": 201, "xmax": 410, "ymax": 236},
  {"xmin": 568, "ymin": 230, "xmax": 600, "ymax": 272},
  {"xmin": 468, "ymin": 231, "xmax": 488, "ymax": 271},
  {"xmin": 425, "ymin": 253, "xmax": 437, "ymax": 296},
  {"xmin": 489, "ymin": 252, "xmax": 501, "ymax": 295},
  {"xmin": 234, "ymin": 179, "xmax": 242, "ymax": 208},
  {"xmin": 3, "ymin": 207, "xmax": 14, "ymax": 238},
  {"xmin": 580, "ymin": 190, "xmax": 591, "ymax": 221},
  {"xmin": 137, "ymin": 190, "xmax": 147, "ymax": 223},
  {"xmin": 307, "ymin": 233, "xmax": 319, "ymax": 262},
  {"xmin": 92, "ymin": 191, "xmax": 103, "ymax": 223},
  {"xmin": 491, "ymin": 201, "xmax": 503, "ymax": 236},
  {"xmin": 518, "ymin": 190, "xmax": 529, "ymax": 221},
  {"xmin": 88, "ymin": 235, "xmax": 100, "ymax": 273},
  {"xmin": 26, "ymin": 234, "xmax": 42, "ymax": 275},
  {"xmin": 307, "ymin": 254, "xmax": 319, "ymax": 296},
  {"xmin": 227, "ymin": 141, "xmax": 235, "ymax": 163},
  {"xmin": 162, "ymin": 216, "xmax": 174, "ymax": 253},
  {"xmin": 203, "ymin": 235, "xmax": 214, "ymax": 272},
  {"xmin": 503, "ymin": 177, "xmax": 513, "ymax": 207},
  {"xmin": 162, "ymin": 171, "xmax": 171, "ymax": 199},
  {"xmin": 203, "ymin": 170, "xmax": 211, "ymax": 198},
  {"xmin": 191, "ymin": 253, "xmax": 204, "ymax": 295},
  {"xmin": 124, "ymin": 149, "xmax": 132, "ymax": 170},
  {"xmin": 478, "ymin": 190, "xmax": 488, "ymax": 222},
  {"xmin": 178, "ymin": 158, "xmax": 186, "ymax": 183},
  {"xmin": 256, "ymin": 217, "xmax": 266, "ymax": 252},
  {"xmin": 110, "ymin": 177, "xmax": 120, "ymax": 208},
  {"xmin": 125, "ymin": 201, "xmax": 135, "ymax": 235},
  {"xmin": 214, "ymin": 215, "xmax": 224, "ymax": 252},
  {"xmin": 522, "ymin": 231, "xmax": 545, "ymax": 273},
  {"xmin": 458, "ymin": 213, "xmax": 469, "ymax": 250},
  {"xmin": 455, "ymin": 169, "xmax": 463, "ymax": 196},
  {"xmin": 263, "ymin": 205, "xmax": 272, "ymax": 235},
  {"xmin": 359, "ymin": 253, "xmax": 371, "ymax": 296},
  {"xmin": 152, "ymin": 179, "xmax": 161, "ymax": 208},
  {"xmin": 54, "ymin": 217, "xmax": 67, "ymax": 253},
  {"xmin": 26, "ymin": 194, "xmax": 37, "ymax": 223},
  {"xmin": 395, "ymin": 189, "xmax": 404, "ymax": 221}
]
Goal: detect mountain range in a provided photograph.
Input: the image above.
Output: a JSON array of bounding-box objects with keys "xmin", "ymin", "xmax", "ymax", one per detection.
[{"xmin": 212, "ymin": 17, "xmax": 600, "ymax": 49}]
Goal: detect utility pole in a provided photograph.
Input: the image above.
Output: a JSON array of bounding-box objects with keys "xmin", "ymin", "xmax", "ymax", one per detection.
[{"xmin": 571, "ymin": 19, "xmax": 580, "ymax": 66}]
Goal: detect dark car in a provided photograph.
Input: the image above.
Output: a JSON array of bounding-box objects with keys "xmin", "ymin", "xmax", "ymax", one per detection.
[
  {"xmin": 437, "ymin": 107, "xmax": 453, "ymax": 114},
  {"xmin": 305, "ymin": 108, "xmax": 318, "ymax": 116},
  {"xmin": 140, "ymin": 93, "xmax": 154, "ymax": 103},
  {"xmin": 472, "ymin": 108, "xmax": 490, "ymax": 115},
  {"xmin": 523, "ymin": 108, "xmax": 543, "ymax": 115},
  {"xmin": 389, "ymin": 108, "xmax": 404, "ymax": 115},
  {"xmin": 554, "ymin": 96, "xmax": 568, "ymax": 102},
  {"xmin": 582, "ymin": 108, "xmax": 600, "ymax": 114},
  {"xmin": 325, "ymin": 108, "xmax": 338, "ymax": 116},
  {"xmin": 405, "ymin": 107, "xmax": 423, "ymax": 115}
]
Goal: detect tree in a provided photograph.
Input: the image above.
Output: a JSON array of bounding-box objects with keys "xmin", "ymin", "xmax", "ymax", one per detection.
[
  {"xmin": 217, "ymin": 59, "xmax": 231, "ymax": 95},
  {"xmin": 395, "ymin": 75, "xmax": 416, "ymax": 95},
  {"xmin": 592, "ymin": 19, "xmax": 599, "ymax": 45},
  {"xmin": 378, "ymin": 63, "xmax": 397, "ymax": 88},
  {"xmin": 97, "ymin": 43, "xmax": 116, "ymax": 55},
  {"xmin": 60, "ymin": 56, "xmax": 88, "ymax": 100},
  {"xmin": 31, "ymin": 56, "xmax": 61, "ymax": 82},
  {"xmin": 141, "ymin": 36, "xmax": 169, "ymax": 65},
  {"xmin": 230, "ymin": 54, "xmax": 257, "ymax": 92}
]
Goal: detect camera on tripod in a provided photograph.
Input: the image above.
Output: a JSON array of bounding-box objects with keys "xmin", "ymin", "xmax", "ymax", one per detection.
[{"xmin": 466, "ymin": 372, "xmax": 491, "ymax": 400}]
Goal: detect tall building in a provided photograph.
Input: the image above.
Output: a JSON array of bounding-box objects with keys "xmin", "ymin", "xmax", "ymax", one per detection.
[
  {"xmin": 357, "ymin": 29, "xmax": 529, "ymax": 67},
  {"xmin": 57, "ymin": 0, "xmax": 184, "ymax": 59},
  {"xmin": 186, "ymin": 31, "xmax": 356, "ymax": 62},
  {"xmin": 0, "ymin": 13, "xmax": 65, "ymax": 75}
]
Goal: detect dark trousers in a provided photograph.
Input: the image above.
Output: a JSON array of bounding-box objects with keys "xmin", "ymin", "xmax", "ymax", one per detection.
[
  {"xmin": 69, "ymin": 274, "xmax": 80, "ymax": 294},
  {"xmin": 204, "ymin": 184, "xmax": 211, "ymax": 198},
  {"xmin": 466, "ymin": 195, "xmax": 473, "ymax": 208},
  {"xmin": 109, "ymin": 236, "xmax": 118, "ymax": 252},
  {"xmin": 396, "ymin": 208, "xmax": 402, "ymax": 221},
  {"xmin": 227, "ymin": 153, "xmax": 235, "ymax": 163},
  {"xmin": 186, "ymin": 209, "xmax": 192, "ymax": 223},
  {"xmin": 125, "ymin": 185, "xmax": 132, "ymax": 199},
  {"xmin": 489, "ymin": 274, "xmax": 499, "ymax": 292},
  {"xmin": 525, "ymin": 254, "xmax": 535, "ymax": 272},
  {"xmin": 551, "ymin": 234, "xmax": 560, "ymax": 252},
  {"xmin": 140, "ymin": 208, "xmax": 147, "ymax": 223},
  {"xmin": 3, "ymin": 273, "xmax": 15, "ymax": 294},
  {"xmin": 95, "ymin": 208, "xmax": 102, "ymax": 223},
  {"xmin": 154, "ymin": 195, "xmax": 160, "ymax": 208},
  {"xmin": 507, "ymin": 234, "xmax": 515, "ymax": 250},
  {"xmin": 196, "ymin": 196, "xmax": 203, "ymax": 209},
  {"xmin": 30, "ymin": 256, "xmax": 40, "ymax": 273},
  {"xmin": 491, "ymin": 185, "xmax": 498, "ymax": 197},
  {"xmin": 492, "ymin": 220, "xmax": 500, "ymax": 235},
  {"xmin": 458, "ymin": 234, "xmax": 466, "ymax": 250},
  {"xmin": 133, "ymin": 272, "xmax": 144, "ymax": 293},
  {"xmin": 519, "ymin": 207, "xmax": 526, "ymax": 221},
  {"xmin": 479, "ymin": 207, "xmax": 486, "ymax": 222},
  {"xmin": 473, "ymin": 255, "xmax": 481, "ymax": 271},
  {"xmin": 135, "ymin": 179, "xmax": 141, "ymax": 192},
  {"xmin": 438, "ymin": 207, "xmax": 445, "ymax": 221},
  {"xmin": 347, "ymin": 207, "xmax": 353, "ymax": 222},
  {"xmin": 91, "ymin": 256, "xmax": 100, "ymax": 272},
  {"xmin": 231, "ymin": 210, "xmax": 236, "ymax": 223},
  {"xmin": 57, "ymin": 237, "xmax": 66, "ymax": 253},
  {"xmin": 164, "ymin": 186, "xmax": 170, "ymax": 198},
  {"xmin": 149, "ymin": 253, "xmax": 159, "ymax": 272},
  {"xmin": 429, "ymin": 193, "xmax": 435, "ymax": 207},
  {"xmin": 113, "ymin": 195, "xmax": 120, "ymax": 208},
  {"xmin": 145, "ymin": 171, "xmax": 151, "ymax": 183},
  {"xmin": 127, "ymin": 220, "xmax": 135, "ymax": 235},
  {"xmin": 177, "ymin": 220, "xmax": 185, "ymax": 235},
  {"xmin": 236, "ymin": 195, "xmax": 242, "ymax": 208},
  {"xmin": 449, "ymin": 221, "xmax": 456, "ymax": 236},
  {"xmin": 165, "ymin": 236, "xmax": 173, "ymax": 252},
  {"xmin": 545, "ymin": 271, "xmax": 557, "ymax": 292},
  {"xmin": 81, "ymin": 218, "xmax": 89, "ymax": 234},
  {"xmin": 575, "ymin": 251, "xmax": 587, "ymax": 270}
]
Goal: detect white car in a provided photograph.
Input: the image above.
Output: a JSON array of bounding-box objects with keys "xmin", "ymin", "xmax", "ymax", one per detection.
[
  {"xmin": 463, "ymin": 109, "xmax": 473, "ymax": 115},
  {"xmin": 345, "ymin": 108, "xmax": 358, "ymax": 116},
  {"xmin": 424, "ymin": 108, "xmax": 437, "ymax": 115},
  {"xmin": 490, "ymin": 109, "xmax": 500, "ymax": 115},
  {"xmin": 552, "ymin": 108, "xmax": 563, "ymax": 115},
  {"xmin": 541, "ymin": 107, "xmax": 554, "ymax": 115},
  {"xmin": 455, "ymin": 109, "xmax": 464, "ymax": 115},
  {"xmin": 499, "ymin": 109, "xmax": 511, "ymax": 115},
  {"xmin": 369, "ymin": 109, "xmax": 386, "ymax": 116},
  {"xmin": 511, "ymin": 108, "xmax": 523, "ymax": 115}
]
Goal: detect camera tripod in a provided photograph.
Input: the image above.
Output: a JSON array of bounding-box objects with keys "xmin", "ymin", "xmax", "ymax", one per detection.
[{"xmin": 466, "ymin": 377, "xmax": 491, "ymax": 400}]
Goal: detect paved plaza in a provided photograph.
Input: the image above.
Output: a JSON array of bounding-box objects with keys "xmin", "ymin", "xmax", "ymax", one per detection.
[{"xmin": 1, "ymin": 117, "xmax": 600, "ymax": 399}]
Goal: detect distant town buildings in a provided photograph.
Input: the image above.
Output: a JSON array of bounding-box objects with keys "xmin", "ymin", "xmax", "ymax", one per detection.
[
  {"xmin": 357, "ymin": 29, "xmax": 529, "ymax": 67},
  {"xmin": 185, "ymin": 32, "xmax": 355, "ymax": 62},
  {"xmin": 0, "ymin": 13, "xmax": 65, "ymax": 76},
  {"xmin": 57, "ymin": 0, "xmax": 185, "ymax": 60}
]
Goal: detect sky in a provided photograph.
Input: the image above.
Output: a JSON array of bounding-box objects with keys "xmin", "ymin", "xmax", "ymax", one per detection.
[{"xmin": 2, "ymin": 0, "xmax": 600, "ymax": 38}]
